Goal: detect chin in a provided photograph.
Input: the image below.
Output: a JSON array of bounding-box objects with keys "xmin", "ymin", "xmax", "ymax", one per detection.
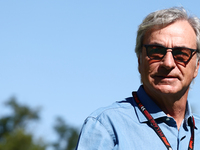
[{"xmin": 153, "ymin": 84, "xmax": 179, "ymax": 94}]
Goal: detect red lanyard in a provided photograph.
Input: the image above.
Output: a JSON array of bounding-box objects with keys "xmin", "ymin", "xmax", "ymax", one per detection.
[{"xmin": 132, "ymin": 92, "xmax": 195, "ymax": 150}]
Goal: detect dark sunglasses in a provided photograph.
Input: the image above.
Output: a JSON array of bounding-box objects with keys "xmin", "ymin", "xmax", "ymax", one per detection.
[{"xmin": 143, "ymin": 44, "xmax": 197, "ymax": 64}]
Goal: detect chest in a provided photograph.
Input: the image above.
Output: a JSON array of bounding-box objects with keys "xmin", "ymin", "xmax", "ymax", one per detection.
[{"xmin": 111, "ymin": 120, "xmax": 196, "ymax": 150}]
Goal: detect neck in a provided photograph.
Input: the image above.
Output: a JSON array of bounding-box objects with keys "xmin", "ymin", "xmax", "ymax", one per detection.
[
  {"xmin": 144, "ymin": 87, "xmax": 189, "ymax": 130},
  {"xmin": 160, "ymin": 100, "xmax": 186, "ymax": 129}
]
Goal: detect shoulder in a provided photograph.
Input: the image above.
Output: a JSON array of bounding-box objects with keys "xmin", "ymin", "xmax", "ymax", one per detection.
[
  {"xmin": 81, "ymin": 97, "xmax": 137, "ymax": 143},
  {"xmin": 83, "ymin": 97, "xmax": 138, "ymax": 131},
  {"xmin": 87, "ymin": 97, "xmax": 135, "ymax": 120},
  {"xmin": 77, "ymin": 100, "xmax": 136, "ymax": 149}
]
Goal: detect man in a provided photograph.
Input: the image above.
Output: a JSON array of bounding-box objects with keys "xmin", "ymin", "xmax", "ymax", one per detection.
[{"xmin": 76, "ymin": 7, "xmax": 200, "ymax": 150}]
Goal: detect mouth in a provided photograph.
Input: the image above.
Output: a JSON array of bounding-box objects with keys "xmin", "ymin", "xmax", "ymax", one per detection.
[{"xmin": 152, "ymin": 75, "xmax": 179, "ymax": 81}]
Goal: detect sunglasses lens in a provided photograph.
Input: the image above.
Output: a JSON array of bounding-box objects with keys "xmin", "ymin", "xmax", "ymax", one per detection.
[
  {"xmin": 146, "ymin": 45, "xmax": 166, "ymax": 60},
  {"xmin": 172, "ymin": 48, "xmax": 191, "ymax": 62}
]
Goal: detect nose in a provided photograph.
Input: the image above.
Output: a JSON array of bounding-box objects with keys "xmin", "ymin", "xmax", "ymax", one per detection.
[{"xmin": 160, "ymin": 51, "xmax": 176, "ymax": 69}]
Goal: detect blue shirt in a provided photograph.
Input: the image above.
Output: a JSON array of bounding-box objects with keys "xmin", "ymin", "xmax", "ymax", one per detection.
[{"xmin": 76, "ymin": 86, "xmax": 200, "ymax": 150}]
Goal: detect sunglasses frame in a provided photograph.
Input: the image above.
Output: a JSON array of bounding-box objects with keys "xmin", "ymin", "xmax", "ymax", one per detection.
[{"xmin": 143, "ymin": 44, "xmax": 197, "ymax": 64}]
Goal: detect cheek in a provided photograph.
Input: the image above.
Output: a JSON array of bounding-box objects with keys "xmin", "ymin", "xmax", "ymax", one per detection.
[
  {"xmin": 139, "ymin": 59, "xmax": 158, "ymax": 78},
  {"xmin": 139, "ymin": 52, "xmax": 160, "ymax": 80},
  {"xmin": 184, "ymin": 59, "xmax": 199, "ymax": 79}
]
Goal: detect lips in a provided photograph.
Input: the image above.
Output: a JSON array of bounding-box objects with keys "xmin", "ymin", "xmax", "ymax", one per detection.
[
  {"xmin": 156, "ymin": 75, "xmax": 176, "ymax": 78},
  {"xmin": 152, "ymin": 74, "xmax": 179, "ymax": 80}
]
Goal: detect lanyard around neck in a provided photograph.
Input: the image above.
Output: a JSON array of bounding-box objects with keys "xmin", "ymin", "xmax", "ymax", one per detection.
[{"xmin": 132, "ymin": 92, "xmax": 195, "ymax": 150}]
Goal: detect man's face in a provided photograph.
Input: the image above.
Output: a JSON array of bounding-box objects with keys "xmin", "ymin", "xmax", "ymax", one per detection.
[{"xmin": 139, "ymin": 20, "xmax": 199, "ymax": 97}]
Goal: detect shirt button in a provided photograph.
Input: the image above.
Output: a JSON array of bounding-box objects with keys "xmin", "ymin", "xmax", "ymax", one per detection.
[{"xmin": 166, "ymin": 118, "xmax": 170, "ymax": 121}]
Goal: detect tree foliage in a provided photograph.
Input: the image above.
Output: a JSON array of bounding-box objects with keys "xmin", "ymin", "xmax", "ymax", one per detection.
[
  {"xmin": 0, "ymin": 129, "xmax": 45, "ymax": 150},
  {"xmin": 0, "ymin": 97, "xmax": 40, "ymax": 138},
  {"xmin": 0, "ymin": 97, "xmax": 45, "ymax": 150},
  {"xmin": 52, "ymin": 117, "xmax": 79, "ymax": 150},
  {"xmin": 0, "ymin": 97, "xmax": 79, "ymax": 150}
]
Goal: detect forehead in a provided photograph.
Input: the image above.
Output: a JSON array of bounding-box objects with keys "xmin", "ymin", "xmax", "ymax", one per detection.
[{"xmin": 143, "ymin": 20, "xmax": 197, "ymax": 48}]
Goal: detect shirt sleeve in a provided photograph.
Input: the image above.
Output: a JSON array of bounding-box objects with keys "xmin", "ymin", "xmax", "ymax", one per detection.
[{"xmin": 75, "ymin": 117, "xmax": 115, "ymax": 150}]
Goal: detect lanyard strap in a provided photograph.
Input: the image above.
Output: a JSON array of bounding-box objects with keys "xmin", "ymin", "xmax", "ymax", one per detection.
[
  {"xmin": 132, "ymin": 92, "xmax": 195, "ymax": 150},
  {"xmin": 188, "ymin": 116, "xmax": 195, "ymax": 150}
]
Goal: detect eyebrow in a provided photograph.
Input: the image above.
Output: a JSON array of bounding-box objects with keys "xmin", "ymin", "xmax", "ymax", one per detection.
[{"xmin": 147, "ymin": 43, "xmax": 193, "ymax": 49}]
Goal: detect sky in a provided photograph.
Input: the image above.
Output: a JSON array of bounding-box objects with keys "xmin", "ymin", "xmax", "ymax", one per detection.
[{"xmin": 1, "ymin": 0, "xmax": 200, "ymax": 143}]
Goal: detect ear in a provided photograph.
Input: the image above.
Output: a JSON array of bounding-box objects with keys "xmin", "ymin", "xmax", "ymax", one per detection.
[
  {"xmin": 138, "ymin": 55, "xmax": 141, "ymax": 74},
  {"xmin": 194, "ymin": 60, "xmax": 200, "ymax": 78}
]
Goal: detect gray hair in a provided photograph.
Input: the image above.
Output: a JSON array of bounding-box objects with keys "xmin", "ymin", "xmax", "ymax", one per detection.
[{"xmin": 135, "ymin": 7, "xmax": 200, "ymax": 61}]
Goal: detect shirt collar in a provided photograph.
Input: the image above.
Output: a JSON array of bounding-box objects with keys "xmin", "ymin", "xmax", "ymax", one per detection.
[
  {"xmin": 184, "ymin": 101, "xmax": 194, "ymax": 127},
  {"xmin": 134, "ymin": 85, "xmax": 193, "ymax": 124}
]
